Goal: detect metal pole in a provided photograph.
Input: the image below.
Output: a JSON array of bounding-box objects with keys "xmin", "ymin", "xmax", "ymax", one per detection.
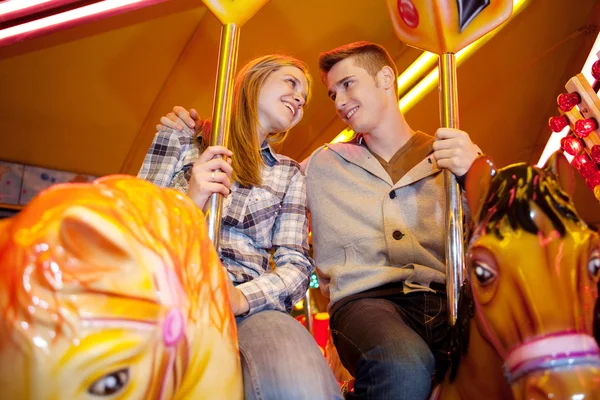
[
  {"xmin": 439, "ymin": 53, "xmax": 464, "ymax": 327},
  {"xmin": 207, "ymin": 23, "xmax": 240, "ymax": 248},
  {"xmin": 304, "ymin": 290, "xmax": 314, "ymax": 334}
]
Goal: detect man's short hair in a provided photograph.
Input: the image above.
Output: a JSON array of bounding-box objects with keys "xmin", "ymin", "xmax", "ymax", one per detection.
[{"xmin": 318, "ymin": 41, "xmax": 399, "ymax": 85}]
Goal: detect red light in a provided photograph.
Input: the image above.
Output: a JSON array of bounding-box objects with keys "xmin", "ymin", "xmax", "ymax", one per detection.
[
  {"xmin": 573, "ymin": 154, "xmax": 596, "ymax": 179},
  {"xmin": 592, "ymin": 59, "xmax": 600, "ymax": 81},
  {"xmin": 574, "ymin": 118, "xmax": 597, "ymax": 138},
  {"xmin": 591, "ymin": 145, "xmax": 600, "ymax": 164},
  {"xmin": 584, "ymin": 164, "xmax": 600, "ymax": 180},
  {"xmin": 585, "ymin": 173, "xmax": 600, "ymax": 191},
  {"xmin": 548, "ymin": 115, "xmax": 569, "ymax": 132},
  {"xmin": 557, "ymin": 92, "xmax": 581, "ymax": 112},
  {"xmin": 561, "ymin": 136, "xmax": 584, "ymax": 156}
]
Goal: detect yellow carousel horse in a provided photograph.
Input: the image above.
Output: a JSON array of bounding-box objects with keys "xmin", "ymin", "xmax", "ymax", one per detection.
[
  {"xmin": 0, "ymin": 176, "xmax": 243, "ymax": 399},
  {"xmin": 435, "ymin": 153, "xmax": 600, "ymax": 399}
]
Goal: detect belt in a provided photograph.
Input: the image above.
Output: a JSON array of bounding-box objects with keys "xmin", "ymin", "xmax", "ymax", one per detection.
[{"xmin": 429, "ymin": 282, "xmax": 446, "ymax": 293}]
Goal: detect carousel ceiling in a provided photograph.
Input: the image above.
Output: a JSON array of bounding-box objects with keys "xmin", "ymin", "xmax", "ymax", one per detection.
[{"xmin": 0, "ymin": 0, "xmax": 599, "ymax": 224}]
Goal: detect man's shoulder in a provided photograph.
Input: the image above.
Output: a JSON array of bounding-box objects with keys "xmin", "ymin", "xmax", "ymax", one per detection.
[{"xmin": 302, "ymin": 142, "xmax": 359, "ymax": 174}]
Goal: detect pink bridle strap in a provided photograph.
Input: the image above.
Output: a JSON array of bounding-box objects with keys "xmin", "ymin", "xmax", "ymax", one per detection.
[{"xmin": 504, "ymin": 333, "xmax": 600, "ymax": 383}]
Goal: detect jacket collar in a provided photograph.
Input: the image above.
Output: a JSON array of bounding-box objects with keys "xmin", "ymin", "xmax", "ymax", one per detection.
[{"xmin": 326, "ymin": 133, "xmax": 440, "ymax": 188}]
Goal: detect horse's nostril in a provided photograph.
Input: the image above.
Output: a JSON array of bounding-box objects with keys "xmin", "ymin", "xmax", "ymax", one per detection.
[{"xmin": 524, "ymin": 382, "xmax": 552, "ymax": 400}]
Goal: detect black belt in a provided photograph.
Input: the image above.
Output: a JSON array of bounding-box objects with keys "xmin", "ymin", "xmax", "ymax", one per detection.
[{"xmin": 429, "ymin": 282, "xmax": 446, "ymax": 292}]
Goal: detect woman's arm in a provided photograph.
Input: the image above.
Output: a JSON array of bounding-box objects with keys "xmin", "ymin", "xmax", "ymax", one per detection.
[
  {"xmin": 137, "ymin": 128, "xmax": 194, "ymax": 187},
  {"xmin": 236, "ymin": 168, "xmax": 314, "ymax": 315}
]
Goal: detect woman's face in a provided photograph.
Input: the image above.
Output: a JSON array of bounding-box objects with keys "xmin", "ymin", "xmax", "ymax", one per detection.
[{"xmin": 257, "ymin": 65, "xmax": 309, "ymax": 138}]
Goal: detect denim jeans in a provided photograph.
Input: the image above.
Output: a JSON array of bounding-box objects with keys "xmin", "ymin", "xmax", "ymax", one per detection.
[
  {"xmin": 330, "ymin": 292, "xmax": 449, "ymax": 400},
  {"xmin": 236, "ymin": 310, "xmax": 343, "ymax": 400}
]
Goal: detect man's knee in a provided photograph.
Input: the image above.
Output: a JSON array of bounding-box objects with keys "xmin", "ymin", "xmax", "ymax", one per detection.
[
  {"xmin": 350, "ymin": 335, "xmax": 435, "ymax": 396},
  {"xmin": 374, "ymin": 337, "xmax": 435, "ymax": 376}
]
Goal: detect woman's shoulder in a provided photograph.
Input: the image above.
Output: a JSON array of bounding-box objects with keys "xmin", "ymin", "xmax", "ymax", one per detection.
[
  {"xmin": 275, "ymin": 154, "xmax": 301, "ymax": 168},
  {"xmin": 264, "ymin": 149, "xmax": 302, "ymax": 173},
  {"xmin": 260, "ymin": 152, "xmax": 305, "ymax": 194}
]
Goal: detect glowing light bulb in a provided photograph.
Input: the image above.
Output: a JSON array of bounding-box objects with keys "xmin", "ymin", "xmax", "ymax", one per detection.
[{"xmin": 557, "ymin": 92, "xmax": 581, "ymax": 112}]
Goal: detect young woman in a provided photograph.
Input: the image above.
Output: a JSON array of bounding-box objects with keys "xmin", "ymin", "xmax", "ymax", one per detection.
[{"xmin": 138, "ymin": 55, "xmax": 341, "ymax": 400}]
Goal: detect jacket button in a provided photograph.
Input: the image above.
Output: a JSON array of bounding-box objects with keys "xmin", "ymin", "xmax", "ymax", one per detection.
[
  {"xmin": 389, "ymin": 190, "xmax": 396, "ymax": 199},
  {"xmin": 393, "ymin": 230, "xmax": 404, "ymax": 240}
]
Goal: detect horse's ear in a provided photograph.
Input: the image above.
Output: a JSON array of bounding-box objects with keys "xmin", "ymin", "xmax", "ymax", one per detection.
[
  {"xmin": 542, "ymin": 151, "xmax": 576, "ymax": 197},
  {"xmin": 465, "ymin": 155, "xmax": 497, "ymax": 225},
  {"xmin": 59, "ymin": 206, "xmax": 135, "ymax": 265}
]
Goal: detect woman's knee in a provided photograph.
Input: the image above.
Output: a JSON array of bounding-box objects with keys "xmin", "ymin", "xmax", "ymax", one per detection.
[{"xmin": 237, "ymin": 310, "xmax": 341, "ymax": 398}]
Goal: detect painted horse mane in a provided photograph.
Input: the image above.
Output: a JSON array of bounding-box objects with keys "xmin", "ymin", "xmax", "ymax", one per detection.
[{"xmin": 473, "ymin": 159, "xmax": 581, "ymax": 240}]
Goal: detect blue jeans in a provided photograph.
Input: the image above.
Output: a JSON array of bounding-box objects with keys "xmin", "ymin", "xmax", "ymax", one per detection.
[
  {"xmin": 330, "ymin": 292, "xmax": 449, "ymax": 400},
  {"xmin": 236, "ymin": 310, "xmax": 342, "ymax": 400}
]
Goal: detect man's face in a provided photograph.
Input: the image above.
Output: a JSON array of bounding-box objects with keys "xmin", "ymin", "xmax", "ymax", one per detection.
[{"xmin": 326, "ymin": 57, "xmax": 386, "ymax": 134}]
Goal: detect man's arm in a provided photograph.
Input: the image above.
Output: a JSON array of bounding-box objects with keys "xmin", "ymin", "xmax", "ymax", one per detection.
[{"xmin": 156, "ymin": 106, "xmax": 199, "ymax": 132}]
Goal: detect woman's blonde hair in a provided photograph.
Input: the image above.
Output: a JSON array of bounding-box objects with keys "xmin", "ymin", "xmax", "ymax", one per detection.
[{"xmin": 196, "ymin": 54, "xmax": 311, "ymax": 187}]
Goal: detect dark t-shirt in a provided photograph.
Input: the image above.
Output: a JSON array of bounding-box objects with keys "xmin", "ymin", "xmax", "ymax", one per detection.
[{"xmin": 370, "ymin": 131, "xmax": 434, "ymax": 184}]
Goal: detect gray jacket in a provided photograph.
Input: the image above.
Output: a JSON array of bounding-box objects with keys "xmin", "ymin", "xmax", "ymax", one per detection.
[{"xmin": 303, "ymin": 141, "xmax": 448, "ymax": 309}]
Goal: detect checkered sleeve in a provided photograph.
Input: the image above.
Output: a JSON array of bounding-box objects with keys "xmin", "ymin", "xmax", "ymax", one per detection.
[
  {"xmin": 137, "ymin": 128, "xmax": 192, "ymax": 188},
  {"xmin": 237, "ymin": 168, "xmax": 314, "ymax": 315},
  {"xmin": 168, "ymin": 144, "xmax": 199, "ymax": 194},
  {"xmin": 169, "ymin": 169, "xmax": 190, "ymax": 194}
]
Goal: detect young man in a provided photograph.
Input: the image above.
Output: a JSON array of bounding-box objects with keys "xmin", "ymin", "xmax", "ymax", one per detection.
[
  {"xmin": 154, "ymin": 41, "xmax": 480, "ymax": 399},
  {"xmin": 304, "ymin": 41, "xmax": 479, "ymax": 399}
]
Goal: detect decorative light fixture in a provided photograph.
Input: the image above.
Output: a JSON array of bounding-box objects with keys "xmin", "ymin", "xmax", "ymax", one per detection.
[
  {"xmin": 548, "ymin": 115, "xmax": 569, "ymax": 133},
  {"xmin": 537, "ymin": 29, "xmax": 600, "ymax": 169},
  {"xmin": 573, "ymin": 118, "xmax": 597, "ymax": 138},
  {"xmin": 561, "ymin": 135, "xmax": 584, "ymax": 157},
  {"xmin": 0, "ymin": 0, "xmax": 169, "ymax": 47},
  {"xmin": 591, "ymin": 145, "xmax": 600, "ymax": 163},
  {"xmin": 557, "ymin": 92, "xmax": 581, "ymax": 112}
]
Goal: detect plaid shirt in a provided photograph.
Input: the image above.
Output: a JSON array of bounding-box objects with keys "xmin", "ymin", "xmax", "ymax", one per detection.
[
  {"xmin": 137, "ymin": 126, "xmax": 198, "ymax": 187},
  {"xmin": 138, "ymin": 128, "xmax": 314, "ymax": 316}
]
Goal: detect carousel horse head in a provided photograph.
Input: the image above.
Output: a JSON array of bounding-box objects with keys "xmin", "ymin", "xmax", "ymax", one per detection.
[
  {"xmin": 465, "ymin": 152, "xmax": 600, "ymax": 399},
  {"xmin": 0, "ymin": 176, "xmax": 242, "ymax": 400}
]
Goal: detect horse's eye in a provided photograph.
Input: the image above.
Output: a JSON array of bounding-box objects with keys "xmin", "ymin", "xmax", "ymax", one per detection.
[
  {"xmin": 473, "ymin": 262, "xmax": 496, "ymax": 285},
  {"xmin": 88, "ymin": 368, "xmax": 129, "ymax": 396},
  {"xmin": 588, "ymin": 250, "xmax": 600, "ymax": 280}
]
